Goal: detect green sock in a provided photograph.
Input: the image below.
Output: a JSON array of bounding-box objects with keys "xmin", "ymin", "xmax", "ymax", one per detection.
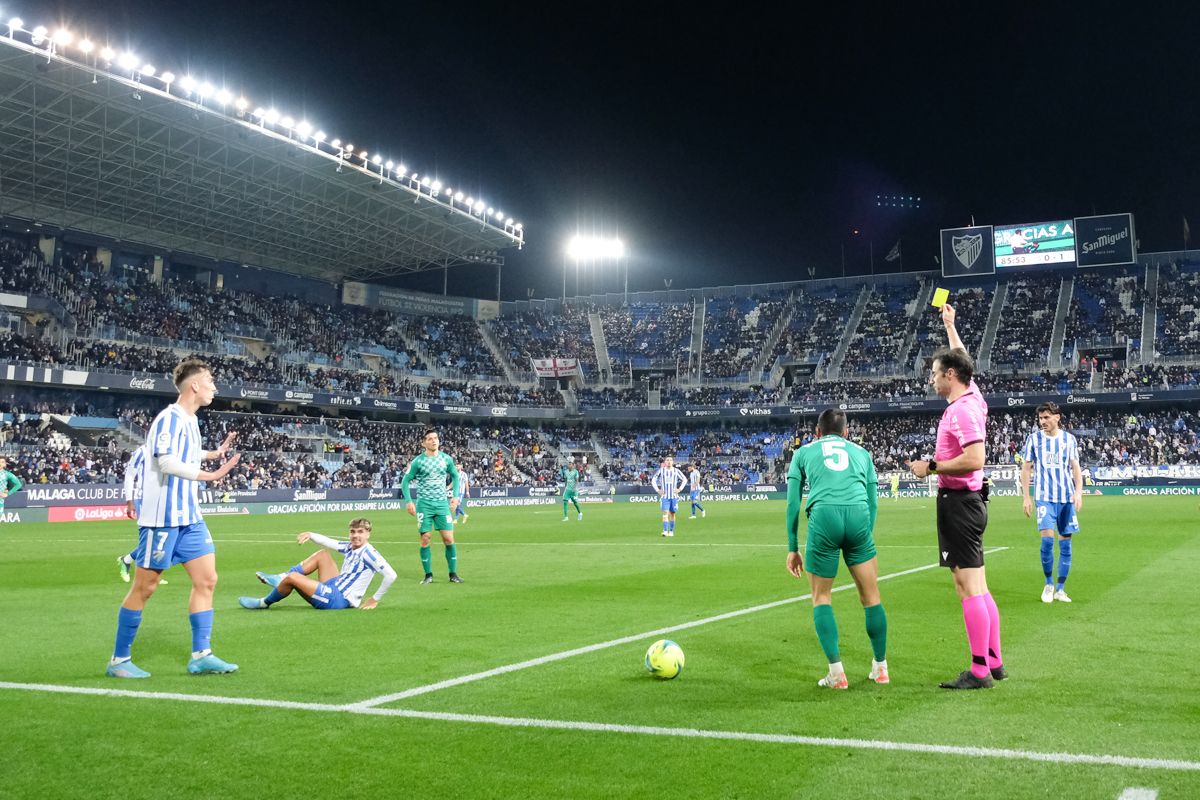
[
  {"xmin": 813, "ymin": 604, "xmax": 840, "ymax": 663},
  {"xmin": 563, "ymin": 499, "xmax": 569, "ymax": 517},
  {"xmin": 864, "ymin": 603, "xmax": 888, "ymax": 662},
  {"xmin": 445, "ymin": 543, "xmax": 457, "ymax": 573},
  {"xmin": 419, "ymin": 545, "xmax": 432, "ymax": 575}
]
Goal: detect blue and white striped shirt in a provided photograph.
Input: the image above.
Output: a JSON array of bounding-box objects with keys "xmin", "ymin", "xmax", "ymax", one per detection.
[
  {"xmin": 1021, "ymin": 429, "xmax": 1079, "ymax": 504},
  {"xmin": 123, "ymin": 447, "xmax": 145, "ymax": 503},
  {"xmin": 652, "ymin": 466, "xmax": 688, "ymax": 499},
  {"xmin": 138, "ymin": 404, "xmax": 204, "ymax": 529},
  {"xmin": 310, "ymin": 533, "xmax": 397, "ymax": 606}
]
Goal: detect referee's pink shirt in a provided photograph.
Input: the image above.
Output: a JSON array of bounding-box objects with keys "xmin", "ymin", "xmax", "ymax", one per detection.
[{"xmin": 935, "ymin": 380, "xmax": 988, "ymax": 491}]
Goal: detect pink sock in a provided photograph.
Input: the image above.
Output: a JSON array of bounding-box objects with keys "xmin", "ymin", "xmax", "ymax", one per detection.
[
  {"xmin": 983, "ymin": 592, "xmax": 1003, "ymax": 669},
  {"xmin": 961, "ymin": 595, "xmax": 991, "ymax": 679}
]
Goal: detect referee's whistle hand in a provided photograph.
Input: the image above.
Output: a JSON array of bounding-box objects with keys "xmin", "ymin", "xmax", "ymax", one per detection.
[{"xmin": 907, "ymin": 460, "xmax": 930, "ymax": 478}]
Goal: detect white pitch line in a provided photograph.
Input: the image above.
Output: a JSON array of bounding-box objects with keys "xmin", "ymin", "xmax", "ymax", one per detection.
[
  {"xmin": 1, "ymin": 681, "xmax": 1196, "ymax": 773},
  {"xmin": 349, "ymin": 547, "xmax": 1008, "ymax": 709},
  {"xmin": 1117, "ymin": 789, "xmax": 1159, "ymax": 800},
  {"xmin": 12, "ymin": 538, "xmax": 944, "ymax": 549}
]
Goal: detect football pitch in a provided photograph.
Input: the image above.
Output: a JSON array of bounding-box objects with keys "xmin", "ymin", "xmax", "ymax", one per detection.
[{"xmin": 2, "ymin": 496, "xmax": 1198, "ymax": 799}]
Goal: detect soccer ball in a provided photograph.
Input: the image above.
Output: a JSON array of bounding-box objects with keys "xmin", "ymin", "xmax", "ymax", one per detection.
[{"xmin": 644, "ymin": 639, "xmax": 685, "ymax": 679}]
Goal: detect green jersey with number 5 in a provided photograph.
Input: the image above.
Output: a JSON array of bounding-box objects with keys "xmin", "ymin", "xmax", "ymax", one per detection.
[{"xmin": 787, "ymin": 435, "xmax": 877, "ymax": 515}]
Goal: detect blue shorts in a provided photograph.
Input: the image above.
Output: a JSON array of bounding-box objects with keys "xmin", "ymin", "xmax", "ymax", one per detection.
[
  {"xmin": 134, "ymin": 522, "xmax": 214, "ymax": 570},
  {"xmin": 1036, "ymin": 501, "xmax": 1080, "ymax": 536},
  {"xmin": 689, "ymin": 490, "xmax": 701, "ymax": 502},
  {"xmin": 661, "ymin": 497, "xmax": 679, "ymax": 514},
  {"xmin": 304, "ymin": 580, "xmax": 352, "ymax": 610}
]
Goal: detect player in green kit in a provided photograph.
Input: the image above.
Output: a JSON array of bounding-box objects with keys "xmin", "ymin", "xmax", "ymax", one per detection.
[
  {"xmin": 402, "ymin": 429, "xmax": 463, "ymax": 584},
  {"xmin": 561, "ymin": 458, "xmax": 583, "ymax": 522},
  {"xmin": 0, "ymin": 456, "xmax": 22, "ymax": 515},
  {"xmin": 785, "ymin": 409, "xmax": 889, "ymax": 690}
]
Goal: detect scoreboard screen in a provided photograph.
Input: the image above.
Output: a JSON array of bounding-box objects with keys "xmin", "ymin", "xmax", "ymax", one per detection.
[{"xmin": 993, "ymin": 220, "xmax": 1076, "ymax": 269}]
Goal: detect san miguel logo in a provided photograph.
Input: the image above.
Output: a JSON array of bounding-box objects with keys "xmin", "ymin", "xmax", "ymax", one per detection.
[{"xmin": 952, "ymin": 234, "xmax": 983, "ymax": 269}]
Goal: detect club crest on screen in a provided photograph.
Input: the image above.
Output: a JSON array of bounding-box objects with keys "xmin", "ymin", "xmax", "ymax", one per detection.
[{"xmin": 952, "ymin": 234, "xmax": 983, "ymax": 269}]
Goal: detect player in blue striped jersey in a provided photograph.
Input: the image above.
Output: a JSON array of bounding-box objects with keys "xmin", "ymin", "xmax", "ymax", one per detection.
[
  {"xmin": 239, "ymin": 518, "xmax": 397, "ymax": 610},
  {"xmin": 651, "ymin": 457, "xmax": 688, "ymax": 537},
  {"xmin": 1019, "ymin": 402, "xmax": 1083, "ymax": 604},
  {"xmin": 107, "ymin": 360, "xmax": 242, "ymax": 679},
  {"xmin": 116, "ymin": 447, "xmax": 165, "ymax": 585},
  {"xmin": 687, "ymin": 463, "xmax": 706, "ymax": 519}
]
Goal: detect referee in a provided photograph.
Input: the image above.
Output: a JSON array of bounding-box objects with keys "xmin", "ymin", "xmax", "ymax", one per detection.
[{"xmin": 908, "ymin": 303, "xmax": 1006, "ymax": 689}]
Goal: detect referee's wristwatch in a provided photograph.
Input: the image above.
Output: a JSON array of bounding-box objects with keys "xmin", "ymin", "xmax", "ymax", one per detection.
[{"xmin": 927, "ymin": 460, "xmax": 938, "ymax": 474}]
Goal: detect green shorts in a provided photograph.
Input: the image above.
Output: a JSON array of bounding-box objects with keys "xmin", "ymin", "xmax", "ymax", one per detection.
[
  {"xmin": 805, "ymin": 504, "xmax": 876, "ymax": 579},
  {"xmin": 416, "ymin": 505, "xmax": 454, "ymax": 534},
  {"xmin": 563, "ymin": 490, "xmax": 578, "ymax": 501}
]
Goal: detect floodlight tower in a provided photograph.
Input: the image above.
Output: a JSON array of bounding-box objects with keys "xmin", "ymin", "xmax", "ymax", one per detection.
[{"xmin": 565, "ymin": 235, "xmax": 627, "ymax": 304}]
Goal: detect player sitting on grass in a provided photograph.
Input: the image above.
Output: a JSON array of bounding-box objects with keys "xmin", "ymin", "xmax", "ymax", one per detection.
[{"xmin": 239, "ymin": 518, "xmax": 397, "ymax": 610}]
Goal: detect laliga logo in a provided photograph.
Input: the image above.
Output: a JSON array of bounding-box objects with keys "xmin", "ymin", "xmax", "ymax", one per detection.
[{"xmin": 129, "ymin": 377, "xmax": 156, "ymax": 390}]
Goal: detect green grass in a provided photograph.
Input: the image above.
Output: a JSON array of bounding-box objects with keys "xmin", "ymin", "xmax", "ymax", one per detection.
[{"xmin": 2, "ymin": 496, "xmax": 1198, "ymax": 799}]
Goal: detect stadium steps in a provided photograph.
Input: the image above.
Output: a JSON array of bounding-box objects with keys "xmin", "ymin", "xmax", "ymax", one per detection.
[
  {"xmin": 475, "ymin": 321, "xmax": 521, "ymax": 384},
  {"xmin": 1048, "ymin": 275, "xmax": 1074, "ymax": 369},
  {"xmin": 1138, "ymin": 263, "xmax": 1159, "ymax": 365},
  {"xmin": 976, "ymin": 282, "xmax": 1008, "ymax": 369},
  {"xmin": 689, "ymin": 298, "xmax": 706, "ymax": 381},
  {"xmin": 828, "ymin": 284, "xmax": 871, "ymax": 378},
  {"xmin": 590, "ymin": 433, "xmax": 613, "ymax": 466},
  {"xmin": 588, "ymin": 312, "xmax": 614, "ymax": 385},
  {"xmin": 561, "ymin": 386, "xmax": 579, "ymax": 415},
  {"xmin": 897, "ymin": 281, "xmax": 935, "ymax": 369},
  {"xmin": 750, "ymin": 291, "xmax": 797, "ymax": 383}
]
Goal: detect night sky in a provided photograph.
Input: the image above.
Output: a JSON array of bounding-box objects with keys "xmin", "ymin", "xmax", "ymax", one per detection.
[{"xmin": 18, "ymin": 2, "xmax": 1200, "ymax": 299}]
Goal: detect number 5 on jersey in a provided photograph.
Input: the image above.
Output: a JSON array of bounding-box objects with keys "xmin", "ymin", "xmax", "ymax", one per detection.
[{"xmin": 822, "ymin": 440, "xmax": 849, "ymax": 471}]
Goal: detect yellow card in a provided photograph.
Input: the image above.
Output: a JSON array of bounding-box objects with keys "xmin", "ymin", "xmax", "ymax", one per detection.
[{"xmin": 931, "ymin": 288, "xmax": 950, "ymax": 308}]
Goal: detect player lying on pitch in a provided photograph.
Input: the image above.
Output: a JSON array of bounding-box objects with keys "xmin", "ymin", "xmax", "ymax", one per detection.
[{"xmin": 239, "ymin": 518, "xmax": 397, "ymax": 610}]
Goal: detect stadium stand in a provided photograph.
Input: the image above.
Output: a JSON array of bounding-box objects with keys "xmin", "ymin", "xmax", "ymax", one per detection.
[
  {"xmin": 1155, "ymin": 262, "xmax": 1200, "ymax": 359},
  {"xmin": 990, "ymin": 274, "xmax": 1062, "ymax": 370},
  {"xmin": 701, "ymin": 292, "xmax": 787, "ymax": 380},
  {"xmin": 840, "ymin": 280, "xmax": 927, "ymax": 377}
]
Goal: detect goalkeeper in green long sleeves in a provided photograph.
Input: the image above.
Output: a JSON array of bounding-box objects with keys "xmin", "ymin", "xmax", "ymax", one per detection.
[
  {"xmin": 402, "ymin": 429, "xmax": 463, "ymax": 585},
  {"xmin": 0, "ymin": 456, "xmax": 22, "ymax": 514},
  {"xmin": 786, "ymin": 408, "xmax": 888, "ymax": 690},
  {"xmin": 560, "ymin": 459, "xmax": 583, "ymax": 522}
]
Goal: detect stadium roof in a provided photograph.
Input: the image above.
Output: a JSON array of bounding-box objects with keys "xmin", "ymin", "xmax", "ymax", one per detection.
[{"xmin": 0, "ymin": 33, "xmax": 522, "ymax": 282}]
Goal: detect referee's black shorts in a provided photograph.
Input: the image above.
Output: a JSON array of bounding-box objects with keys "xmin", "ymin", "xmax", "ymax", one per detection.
[{"xmin": 936, "ymin": 488, "xmax": 988, "ymax": 569}]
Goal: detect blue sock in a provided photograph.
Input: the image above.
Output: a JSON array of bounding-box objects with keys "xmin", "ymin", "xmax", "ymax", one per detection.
[
  {"xmin": 113, "ymin": 607, "xmax": 142, "ymax": 660},
  {"xmin": 1040, "ymin": 538, "xmax": 1054, "ymax": 584},
  {"xmin": 1056, "ymin": 537, "xmax": 1072, "ymax": 590},
  {"xmin": 669, "ymin": 520, "xmax": 676, "ymax": 532},
  {"xmin": 696, "ymin": 502, "xmax": 704, "ymax": 512},
  {"xmin": 662, "ymin": 520, "xmax": 669, "ymax": 533},
  {"xmin": 288, "ymin": 564, "xmax": 304, "ymax": 574},
  {"xmin": 189, "ymin": 610, "xmax": 214, "ymax": 654},
  {"xmin": 264, "ymin": 588, "xmax": 285, "ymax": 606}
]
